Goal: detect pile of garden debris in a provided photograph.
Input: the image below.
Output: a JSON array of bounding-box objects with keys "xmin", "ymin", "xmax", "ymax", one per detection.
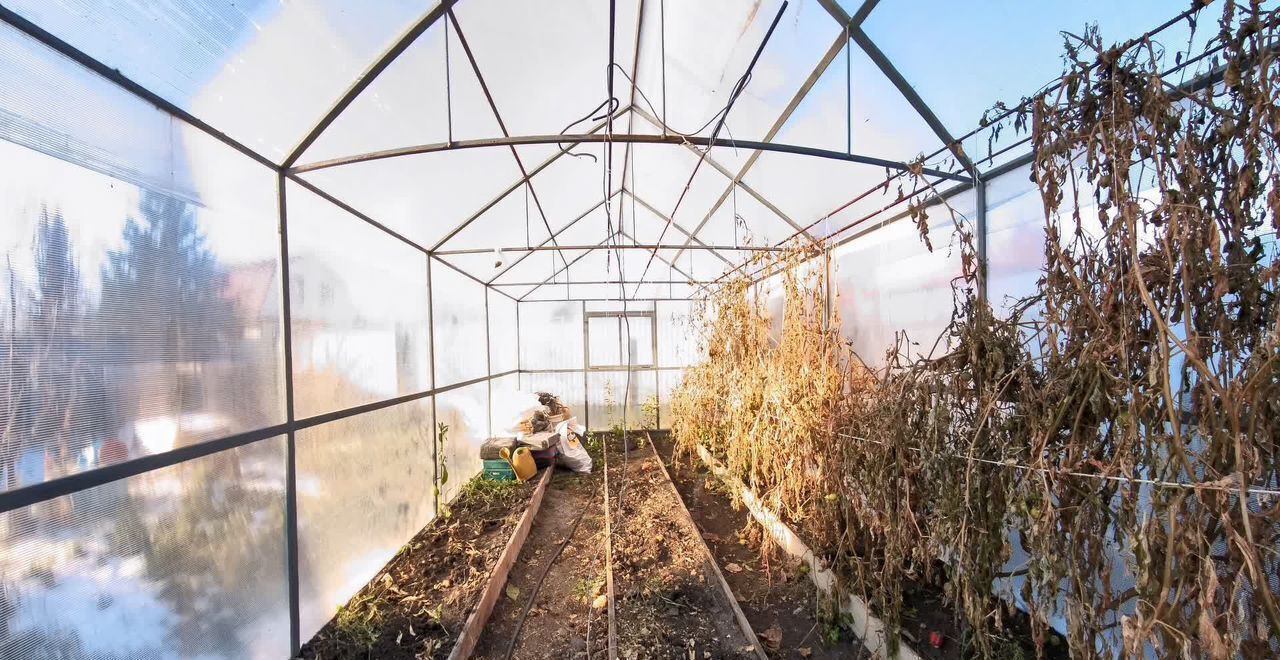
[{"xmin": 484, "ymin": 391, "xmax": 592, "ymax": 474}]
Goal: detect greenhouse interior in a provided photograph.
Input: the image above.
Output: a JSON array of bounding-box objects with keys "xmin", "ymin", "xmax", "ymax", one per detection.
[{"xmin": 0, "ymin": 0, "xmax": 1278, "ymax": 658}]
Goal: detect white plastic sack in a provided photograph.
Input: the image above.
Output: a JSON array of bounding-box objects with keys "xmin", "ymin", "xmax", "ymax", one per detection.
[{"xmin": 555, "ymin": 418, "xmax": 591, "ymax": 473}]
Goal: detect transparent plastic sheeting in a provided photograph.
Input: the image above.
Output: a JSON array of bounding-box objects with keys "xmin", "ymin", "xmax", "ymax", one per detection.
[
  {"xmin": 0, "ymin": 436, "xmax": 290, "ymax": 660},
  {"xmin": 436, "ymin": 382, "xmax": 488, "ymax": 503},
  {"xmin": 488, "ymin": 289, "xmax": 519, "ymax": 375},
  {"xmin": 0, "ymin": 19, "xmax": 285, "ymax": 493},
  {"xmin": 295, "ymin": 399, "xmax": 435, "ymax": 642},
  {"xmin": 431, "ymin": 259, "xmax": 489, "ymax": 387},
  {"xmin": 288, "ymin": 181, "xmax": 431, "ymax": 418}
]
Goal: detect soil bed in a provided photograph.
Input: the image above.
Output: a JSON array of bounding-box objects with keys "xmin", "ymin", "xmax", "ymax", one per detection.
[
  {"xmin": 473, "ymin": 465, "xmax": 608, "ymax": 660},
  {"xmin": 666, "ymin": 436, "xmax": 1068, "ymax": 659},
  {"xmin": 609, "ymin": 433, "xmax": 757, "ymax": 659},
  {"xmin": 300, "ymin": 473, "xmax": 543, "ymax": 660},
  {"xmin": 653, "ymin": 433, "xmax": 867, "ymax": 659}
]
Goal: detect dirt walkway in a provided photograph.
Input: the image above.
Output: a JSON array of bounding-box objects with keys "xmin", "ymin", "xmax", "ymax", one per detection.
[
  {"xmin": 610, "ymin": 440, "xmax": 757, "ymax": 659},
  {"xmin": 474, "ymin": 468, "xmax": 608, "ymax": 660},
  {"xmin": 652, "ymin": 434, "xmax": 867, "ymax": 659}
]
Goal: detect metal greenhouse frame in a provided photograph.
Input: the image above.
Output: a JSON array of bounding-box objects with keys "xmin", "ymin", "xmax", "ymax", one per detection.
[{"xmin": 0, "ymin": 0, "xmax": 1240, "ymax": 657}]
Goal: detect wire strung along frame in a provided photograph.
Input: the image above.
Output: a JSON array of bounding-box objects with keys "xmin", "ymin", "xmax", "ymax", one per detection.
[{"xmin": 673, "ymin": 1, "xmax": 1280, "ymax": 657}]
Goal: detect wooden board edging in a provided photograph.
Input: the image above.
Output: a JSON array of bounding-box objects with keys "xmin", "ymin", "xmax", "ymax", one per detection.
[
  {"xmin": 447, "ymin": 466, "xmax": 555, "ymax": 660},
  {"xmin": 648, "ymin": 438, "xmax": 770, "ymax": 660},
  {"xmin": 695, "ymin": 445, "xmax": 923, "ymax": 660}
]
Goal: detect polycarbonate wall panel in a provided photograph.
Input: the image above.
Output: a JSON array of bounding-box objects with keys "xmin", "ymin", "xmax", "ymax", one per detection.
[
  {"xmin": 431, "ymin": 260, "xmax": 488, "ymax": 387},
  {"xmin": 585, "ymin": 301, "xmax": 655, "ymax": 313},
  {"xmin": 489, "ymin": 373, "xmax": 521, "ymax": 436},
  {"xmin": 656, "ymin": 301, "xmax": 698, "ymax": 367},
  {"xmin": 587, "ymin": 316, "xmax": 623, "ymax": 367},
  {"xmin": 4, "ymin": 1, "xmax": 428, "ymax": 163},
  {"xmin": 518, "ymin": 301, "xmax": 584, "ymax": 371},
  {"xmin": 0, "ymin": 437, "xmax": 289, "ymax": 660},
  {"xmin": 658, "ymin": 369, "xmax": 687, "ymax": 428},
  {"xmin": 518, "ymin": 371, "xmax": 587, "ymax": 426},
  {"xmin": 587, "ymin": 315, "xmax": 654, "ymax": 368},
  {"xmin": 832, "ymin": 191, "xmax": 974, "ymax": 368},
  {"xmin": 436, "ymin": 382, "xmax": 488, "ymax": 503},
  {"xmin": 0, "ymin": 20, "xmax": 283, "ymax": 492},
  {"xmin": 587, "ymin": 370, "xmax": 657, "ymax": 432},
  {"xmin": 287, "ymin": 182, "xmax": 431, "ymax": 418},
  {"xmin": 985, "ymin": 164, "xmax": 1046, "ymax": 315},
  {"xmin": 488, "ymin": 289, "xmax": 518, "ymax": 374},
  {"xmin": 451, "ymin": 0, "xmax": 640, "ymax": 140},
  {"xmin": 295, "ymin": 399, "xmax": 435, "ymax": 642}
]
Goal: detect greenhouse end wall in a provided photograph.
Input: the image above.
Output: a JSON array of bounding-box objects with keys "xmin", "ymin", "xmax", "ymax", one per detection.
[{"xmin": 516, "ymin": 299, "xmax": 698, "ymax": 432}]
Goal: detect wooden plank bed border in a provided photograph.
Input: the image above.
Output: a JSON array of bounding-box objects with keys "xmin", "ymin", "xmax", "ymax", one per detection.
[
  {"xmin": 695, "ymin": 445, "xmax": 923, "ymax": 660},
  {"xmin": 647, "ymin": 437, "xmax": 770, "ymax": 660},
  {"xmin": 446, "ymin": 465, "xmax": 555, "ymax": 660}
]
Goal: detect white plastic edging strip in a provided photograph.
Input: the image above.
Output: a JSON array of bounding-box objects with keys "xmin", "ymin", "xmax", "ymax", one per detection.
[{"xmin": 696, "ymin": 445, "xmax": 921, "ymax": 660}]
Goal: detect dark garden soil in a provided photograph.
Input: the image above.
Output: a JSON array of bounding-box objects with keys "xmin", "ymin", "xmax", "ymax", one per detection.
[
  {"xmin": 299, "ymin": 474, "xmax": 543, "ymax": 660},
  {"xmin": 656, "ymin": 434, "xmax": 1069, "ymax": 660},
  {"xmin": 608, "ymin": 434, "xmax": 758, "ymax": 659},
  {"xmin": 476, "ymin": 433, "xmax": 759, "ymax": 659},
  {"xmin": 652, "ymin": 432, "xmax": 867, "ymax": 660},
  {"xmin": 473, "ymin": 466, "xmax": 609, "ymax": 660}
]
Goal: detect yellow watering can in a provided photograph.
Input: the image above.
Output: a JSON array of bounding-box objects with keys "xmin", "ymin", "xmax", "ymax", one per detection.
[{"xmin": 500, "ymin": 446, "xmax": 537, "ymax": 482}]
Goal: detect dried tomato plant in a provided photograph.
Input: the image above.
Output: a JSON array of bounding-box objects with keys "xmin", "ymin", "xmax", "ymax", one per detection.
[{"xmin": 673, "ymin": 1, "xmax": 1280, "ymax": 657}]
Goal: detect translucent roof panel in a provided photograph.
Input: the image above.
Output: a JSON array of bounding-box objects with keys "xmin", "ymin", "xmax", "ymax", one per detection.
[
  {"xmin": 630, "ymin": 0, "xmax": 836, "ymax": 163},
  {"xmin": 861, "ymin": 0, "xmax": 1215, "ymax": 139},
  {"xmin": 0, "ymin": 19, "xmax": 195, "ymax": 202},
  {"xmin": 659, "ymin": 246, "xmax": 728, "ymax": 283},
  {"xmin": 488, "ymin": 247, "xmax": 591, "ymax": 291},
  {"xmin": 296, "ymin": 14, "xmax": 500, "ymax": 166},
  {"xmin": 464, "ymin": 192, "xmax": 623, "ymax": 277},
  {"xmin": 620, "ymin": 192, "xmax": 733, "ymax": 264},
  {"xmin": 625, "ymin": 139, "xmax": 731, "ymax": 232},
  {"xmin": 770, "ymin": 42, "xmax": 950, "ymax": 166},
  {"xmin": 6, "ymin": 0, "xmax": 429, "ymax": 163},
  {"xmin": 298, "ymin": 147, "xmax": 523, "ymax": 251},
  {"xmin": 514, "ymin": 143, "xmax": 614, "ymax": 236},
  {"xmin": 693, "ymin": 184, "xmax": 802, "ymax": 254},
  {"xmin": 451, "ymin": 0, "xmax": 640, "ymax": 139},
  {"xmin": 440, "ymin": 184, "xmax": 542, "ymax": 252},
  {"xmin": 561, "ymin": 246, "xmax": 669, "ymax": 284},
  {"xmin": 742, "ymin": 152, "xmax": 892, "ymax": 241}
]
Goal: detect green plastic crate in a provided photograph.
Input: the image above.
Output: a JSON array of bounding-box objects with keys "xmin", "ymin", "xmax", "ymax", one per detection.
[{"xmin": 482, "ymin": 459, "xmax": 516, "ymax": 481}]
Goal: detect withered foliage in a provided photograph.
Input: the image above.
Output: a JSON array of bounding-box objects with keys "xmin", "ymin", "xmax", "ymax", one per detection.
[{"xmin": 672, "ymin": 1, "xmax": 1280, "ymax": 657}]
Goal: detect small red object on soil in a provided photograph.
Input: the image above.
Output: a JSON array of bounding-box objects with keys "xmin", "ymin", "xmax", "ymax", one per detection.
[{"xmin": 928, "ymin": 631, "xmax": 945, "ymax": 649}]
